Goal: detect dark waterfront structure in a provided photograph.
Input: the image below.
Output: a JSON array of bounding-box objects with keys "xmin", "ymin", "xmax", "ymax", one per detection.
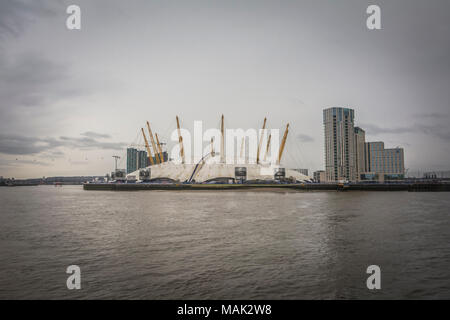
[{"xmin": 83, "ymin": 182, "xmax": 450, "ymax": 192}]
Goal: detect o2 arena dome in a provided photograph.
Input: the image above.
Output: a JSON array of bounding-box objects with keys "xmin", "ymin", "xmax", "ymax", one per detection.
[{"xmin": 123, "ymin": 115, "xmax": 311, "ymax": 184}]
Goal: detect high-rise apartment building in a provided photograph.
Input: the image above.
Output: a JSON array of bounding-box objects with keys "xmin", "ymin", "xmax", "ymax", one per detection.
[
  {"xmin": 126, "ymin": 148, "xmax": 138, "ymax": 174},
  {"xmin": 137, "ymin": 150, "xmax": 148, "ymax": 169},
  {"xmin": 323, "ymin": 107, "xmax": 356, "ymax": 181},
  {"xmin": 323, "ymin": 108, "xmax": 405, "ymax": 182},
  {"xmin": 127, "ymin": 148, "xmax": 170, "ymax": 174}
]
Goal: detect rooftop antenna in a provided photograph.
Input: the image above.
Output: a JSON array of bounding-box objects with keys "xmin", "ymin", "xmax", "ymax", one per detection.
[{"xmin": 112, "ymin": 155, "xmax": 120, "ymax": 171}]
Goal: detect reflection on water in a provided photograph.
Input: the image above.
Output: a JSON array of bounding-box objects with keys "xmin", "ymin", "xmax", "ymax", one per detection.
[{"xmin": 0, "ymin": 186, "xmax": 449, "ymax": 299}]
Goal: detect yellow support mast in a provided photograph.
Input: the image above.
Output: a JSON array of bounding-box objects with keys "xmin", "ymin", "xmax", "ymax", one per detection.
[
  {"xmin": 220, "ymin": 114, "xmax": 225, "ymax": 163},
  {"xmin": 264, "ymin": 133, "xmax": 271, "ymax": 162},
  {"xmin": 176, "ymin": 116, "xmax": 185, "ymax": 164},
  {"xmin": 155, "ymin": 133, "xmax": 164, "ymax": 163},
  {"xmin": 277, "ymin": 123, "xmax": 289, "ymax": 165},
  {"xmin": 147, "ymin": 121, "xmax": 161, "ymax": 164},
  {"xmin": 141, "ymin": 128, "xmax": 154, "ymax": 166},
  {"xmin": 256, "ymin": 117, "xmax": 267, "ymax": 164},
  {"xmin": 239, "ymin": 136, "xmax": 245, "ymax": 163}
]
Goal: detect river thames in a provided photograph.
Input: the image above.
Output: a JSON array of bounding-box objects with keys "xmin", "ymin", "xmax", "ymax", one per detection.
[{"xmin": 0, "ymin": 186, "xmax": 449, "ymax": 299}]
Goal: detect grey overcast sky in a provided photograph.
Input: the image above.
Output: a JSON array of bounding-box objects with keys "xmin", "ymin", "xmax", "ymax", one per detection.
[{"xmin": 0, "ymin": 0, "xmax": 449, "ymax": 178}]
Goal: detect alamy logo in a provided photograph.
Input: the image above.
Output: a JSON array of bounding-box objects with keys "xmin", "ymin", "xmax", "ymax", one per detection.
[
  {"xmin": 366, "ymin": 265, "xmax": 381, "ymax": 290},
  {"xmin": 65, "ymin": 5, "xmax": 381, "ymax": 31},
  {"xmin": 167, "ymin": 121, "xmax": 284, "ymax": 167},
  {"xmin": 366, "ymin": 5, "xmax": 381, "ymax": 30},
  {"xmin": 66, "ymin": 265, "xmax": 81, "ymax": 290},
  {"xmin": 66, "ymin": 5, "xmax": 81, "ymax": 30}
]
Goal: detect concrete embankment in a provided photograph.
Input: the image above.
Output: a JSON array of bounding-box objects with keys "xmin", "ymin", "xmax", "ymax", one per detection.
[{"xmin": 83, "ymin": 183, "xmax": 450, "ymax": 192}]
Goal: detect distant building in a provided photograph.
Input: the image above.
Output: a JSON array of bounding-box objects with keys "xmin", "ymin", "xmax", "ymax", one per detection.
[
  {"xmin": 323, "ymin": 107, "xmax": 406, "ymax": 182},
  {"xmin": 423, "ymin": 171, "xmax": 450, "ymax": 179},
  {"xmin": 128, "ymin": 148, "xmax": 169, "ymax": 173},
  {"xmin": 323, "ymin": 107, "xmax": 356, "ymax": 182},
  {"xmin": 43, "ymin": 176, "xmax": 102, "ymax": 184},
  {"xmin": 160, "ymin": 151, "xmax": 169, "ymax": 163},
  {"xmin": 363, "ymin": 142, "xmax": 405, "ymax": 181},
  {"xmin": 127, "ymin": 148, "xmax": 138, "ymax": 173},
  {"xmin": 137, "ymin": 150, "xmax": 148, "ymax": 169},
  {"xmin": 294, "ymin": 168, "xmax": 309, "ymax": 176},
  {"xmin": 146, "ymin": 151, "xmax": 169, "ymax": 166},
  {"xmin": 313, "ymin": 170, "xmax": 326, "ymax": 183}
]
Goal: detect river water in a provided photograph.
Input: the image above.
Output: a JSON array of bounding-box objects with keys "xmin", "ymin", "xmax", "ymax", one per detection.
[{"xmin": 0, "ymin": 186, "xmax": 449, "ymax": 299}]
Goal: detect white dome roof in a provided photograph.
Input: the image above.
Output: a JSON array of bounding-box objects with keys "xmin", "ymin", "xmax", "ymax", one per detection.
[{"xmin": 128, "ymin": 161, "xmax": 311, "ymax": 182}]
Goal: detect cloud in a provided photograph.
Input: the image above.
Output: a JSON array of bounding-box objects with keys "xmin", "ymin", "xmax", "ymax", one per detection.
[
  {"xmin": 38, "ymin": 150, "xmax": 66, "ymax": 159},
  {"xmin": 58, "ymin": 136, "xmax": 126, "ymax": 151},
  {"xmin": 0, "ymin": 133, "xmax": 126, "ymax": 155},
  {"xmin": 0, "ymin": 0, "xmax": 59, "ymax": 39},
  {"xmin": 68, "ymin": 160, "xmax": 91, "ymax": 166},
  {"xmin": 0, "ymin": 53, "xmax": 72, "ymax": 109},
  {"xmin": 296, "ymin": 133, "xmax": 314, "ymax": 143},
  {"xmin": 0, "ymin": 3, "xmax": 91, "ymax": 135},
  {"xmin": 0, "ymin": 158, "xmax": 50, "ymax": 168},
  {"xmin": 81, "ymin": 132, "xmax": 112, "ymax": 139},
  {"xmin": 361, "ymin": 123, "xmax": 450, "ymax": 140},
  {"xmin": 0, "ymin": 134, "xmax": 59, "ymax": 155},
  {"xmin": 412, "ymin": 112, "xmax": 450, "ymax": 120},
  {"xmin": 0, "ymin": 52, "xmax": 92, "ymax": 134}
]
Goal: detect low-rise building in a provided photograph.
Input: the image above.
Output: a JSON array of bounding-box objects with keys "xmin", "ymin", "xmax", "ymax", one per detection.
[
  {"xmin": 294, "ymin": 168, "xmax": 309, "ymax": 176},
  {"xmin": 363, "ymin": 142, "xmax": 405, "ymax": 181},
  {"xmin": 313, "ymin": 170, "xmax": 326, "ymax": 183}
]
